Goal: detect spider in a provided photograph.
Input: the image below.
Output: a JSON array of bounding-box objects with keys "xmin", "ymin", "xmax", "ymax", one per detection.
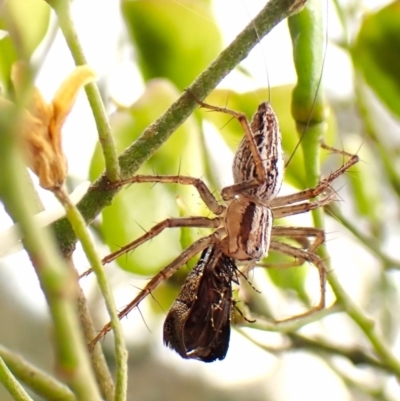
[{"xmin": 89, "ymin": 96, "xmax": 359, "ymax": 347}]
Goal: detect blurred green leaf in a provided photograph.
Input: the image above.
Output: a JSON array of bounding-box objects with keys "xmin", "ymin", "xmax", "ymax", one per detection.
[
  {"xmin": 352, "ymin": 0, "xmax": 400, "ymax": 118},
  {"xmin": 0, "ymin": 0, "xmax": 50, "ymax": 91},
  {"xmin": 263, "ymin": 253, "xmax": 310, "ymax": 306},
  {"xmin": 347, "ymin": 151, "xmax": 378, "ymax": 222},
  {"xmin": 121, "ymin": 0, "xmax": 222, "ymax": 89}
]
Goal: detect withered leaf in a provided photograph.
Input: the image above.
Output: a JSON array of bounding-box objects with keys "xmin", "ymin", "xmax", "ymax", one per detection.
[{"xmin": 5, "ymin": 62, "xmax": 96, "ymax": 189}]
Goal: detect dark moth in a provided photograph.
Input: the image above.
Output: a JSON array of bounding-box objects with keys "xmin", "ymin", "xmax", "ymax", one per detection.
[{"xmin": 163, "ymin": 246, "xmax": 238, "ymax": 362}]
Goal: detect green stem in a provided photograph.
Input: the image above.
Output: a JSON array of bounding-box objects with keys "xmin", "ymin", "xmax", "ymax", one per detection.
[
  {"xmin": 0, "ymin": 111, "xmax": 102, "ymax": 401},
  {"xmin": 52, "ymin": 0, "xmax": 309, "ymax": 254},
  {"xmin": 289, "ymin": 0, "xmax": 326, "ymax": 190},
  {"xmin": 74, "ymin": 279, "xmax": 115, "ymax": 401},
  {"xmin": 332, "ymin": 0, "xmax": 350, "ymax": 46},
  {"xmin": 54, "ymin": 188, "xmax": 127, "ymax": 401},
  {"xmin": 0, "ymin": 344, "xmax": 76, "ymax": 401},
  {"xmin": 0, "ymin": 358, "xmax": 34, "ymax": 401},
  {"xmin": 45, "ymin": 0, "xmax": 120, "ymax": 182},
  {"xmin": 289, "ymin": 1, "xmax": 400, "ymax": 378},
  {"xmin": 327, "ymin": 204, "xmax": 400, "ymax": 270},
  {"xmin": 288, "ymin": 332, "xmax": 390, "ymax": 373},
  {"xmin": 237, "ymin": 328, "xmax": 393, "ymax": 374},
  {"xmin": 242, "ymin": 304, "xmax": 342, "ymax": 333},
  {"xmin": 327, "ymin": 273, "xmax": 400, "ymax": 377}
]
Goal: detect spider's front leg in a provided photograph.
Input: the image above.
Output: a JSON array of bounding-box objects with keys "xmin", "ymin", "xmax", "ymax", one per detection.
[
  {"xmin": 80, "ymin": 174, "xmax": 224, "ymax": 276},
  {"xmin": 187, "ymin": 90, "xmax": 284, "ymax": 202},
  {"xmin": 269, "ymin": 145, "xmax": 359, "ymax": 209},
  {"xmin": 107, "ymin": 174, "xmax": 224, "ymax": 215}
]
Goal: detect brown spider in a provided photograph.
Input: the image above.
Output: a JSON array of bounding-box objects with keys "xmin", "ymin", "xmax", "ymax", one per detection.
[{"xmin": 89, "ymin": 97, "xmax": 358, "ymax": 349}]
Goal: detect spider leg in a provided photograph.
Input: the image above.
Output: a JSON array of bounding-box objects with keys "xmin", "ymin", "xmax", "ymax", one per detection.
[
  {"xmin": 269, "ymin": 239, "xmax": 327, "ymax": 321},
  {"xmin": 107, "ymin": 174, "xmax": 224, "ymax": 215},
  {"xmin": 90, "ymin": 228, "xmax": 226, "ymax": 348}
]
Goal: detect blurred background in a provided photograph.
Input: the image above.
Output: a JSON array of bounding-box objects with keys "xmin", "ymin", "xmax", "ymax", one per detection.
[{"xmin": 1, "ymin": 0, "xmax": 400, "ymax": 400}]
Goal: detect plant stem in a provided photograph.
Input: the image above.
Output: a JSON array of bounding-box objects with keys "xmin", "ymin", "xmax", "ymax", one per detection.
[
  {"xmin": 74, "ymin": 275, "xmax": 115, "ymax": 401},
  {"xmin": 54, "ymin": 187, "xmax": 127, "ymax": 401},
  {"xmin": 327, "ymin": 204, "xmax": 400, "ymax": 270},
  {"xmin": 289, "ymin": 0, "xmax": 400, "ymax": 378},
  {"xmin": 45, "ymin": 0, "xmax": 120, "ymax": 182},
  {"xmin": 0, "ymin": 357, "xmax": 34, "ymax": 401},
  {"xmin": 0, "ymin": 111, "xmax": 102, "ymax": 401},
  {"xmin": 0, "ymin": 344, "xmax": 76, "ymax": 401}
]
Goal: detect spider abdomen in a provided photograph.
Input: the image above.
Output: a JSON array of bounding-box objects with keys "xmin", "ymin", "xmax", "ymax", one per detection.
[{"xmin": 222, "ymin": 197, "xmax": 272, "ymax": 261}]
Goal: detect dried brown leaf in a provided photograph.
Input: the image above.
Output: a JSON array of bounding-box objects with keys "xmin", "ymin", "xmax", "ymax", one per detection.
[{"xmin": 5, "ymin": 62, "xmax": 96, "ymax": 189}]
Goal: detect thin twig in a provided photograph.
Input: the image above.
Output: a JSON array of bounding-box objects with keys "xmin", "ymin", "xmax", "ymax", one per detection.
[
  {"xmin": 45, "ymin": 0, "xmax": 120, "ymax": 182},
  {"xmin": 0, "ymin": 113, "xmax": 102, "ymax": 401},
  {"xmin": 0, "ymin": 357, "xmax": 34, "ymax": 401},
  {"xmin": 54, "ymin": 187, "xmax": 127, "ymax": 401},
  {"xmin": 0, "ymin": 344, "xmax": 76, "ymax": 401},
  {"xmin": 288, "ymin": 0, "xmax": 400, "ymax": 378}
]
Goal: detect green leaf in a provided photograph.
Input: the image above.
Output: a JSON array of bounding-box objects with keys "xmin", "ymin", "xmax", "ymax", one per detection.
[
  {"xmin": 121, "ymin": 0, "xmax": 222, "ymax": 89},
  {"xmin": 0, "ymin": 0, "xmax": 50, "ymax": 91},
  {"xmin": 352, "ymin": 1, "xmax": 400, "ymax": 118}
]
